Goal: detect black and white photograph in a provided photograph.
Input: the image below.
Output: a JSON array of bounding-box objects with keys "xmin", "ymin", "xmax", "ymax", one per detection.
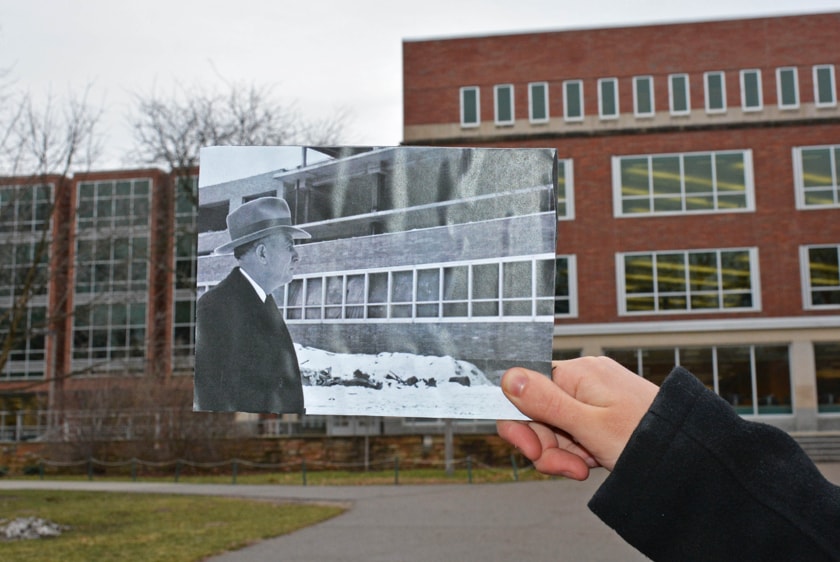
[{"xmin": 194, "ymin": 146, "xmax": 556, "ymax": 419}]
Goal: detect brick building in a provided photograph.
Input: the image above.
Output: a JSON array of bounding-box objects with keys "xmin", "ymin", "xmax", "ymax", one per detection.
[{"xmin": 402, "ymin": 12, "xmax": 840, "ymax": 433}]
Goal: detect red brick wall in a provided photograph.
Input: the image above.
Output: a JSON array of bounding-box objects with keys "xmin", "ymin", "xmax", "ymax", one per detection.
[
  {"xmin": 427, "ymin": 123, "xmax": 840, "ymax": 324},
  {"xmin": 403, "ymin": 13, "xmax": 840, "ymax": 127}
]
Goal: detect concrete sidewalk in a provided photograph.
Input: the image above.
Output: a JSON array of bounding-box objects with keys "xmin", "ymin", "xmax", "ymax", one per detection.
[{"xmin": 2, "ymin": 463, "xmax": 838, "ymax": 561}]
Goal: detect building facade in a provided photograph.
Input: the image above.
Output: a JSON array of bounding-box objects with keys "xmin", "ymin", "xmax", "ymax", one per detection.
[
  {"xmin": 0, "ymin": 169, "xmax": 197, "ymax": 441},
  {"xmin": 403, "ymin": 12, "xmax": 840, "ymax": 433}
]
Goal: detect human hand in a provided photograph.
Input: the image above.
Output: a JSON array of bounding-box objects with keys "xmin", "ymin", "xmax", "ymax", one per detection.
[{"xmin": 497, "ymin": 357, "xmax": 659, "ymax": 481}]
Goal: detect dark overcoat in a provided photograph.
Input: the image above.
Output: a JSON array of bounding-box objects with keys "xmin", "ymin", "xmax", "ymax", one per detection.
[{"xmin": 194, "ymin": 267, "xmax": 304, "ymax": 414}]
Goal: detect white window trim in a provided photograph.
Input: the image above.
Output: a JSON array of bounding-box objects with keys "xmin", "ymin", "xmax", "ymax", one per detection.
[
  {"xmin": 792, "ymin": 145, "xmax": 840, "ymax": 210},
  {"xmin": 800, "ymin": 244, "xmax": 840, "ymax": 310},
  {"xmin": 633, "ymin": 76, "xmax": 655, "ymax": 118},
  {"xmin": 459, "ymin": 86, "xmax": 481, "ymax": 128},
  {"xmin": 281, "ymin": 254, "xmax": 556, "ymax": 324},
  {"xmin": 555, "ymin": 254, "xmax": 578, "ymax": 318},
  {"xmin": 740, "ymin": 69, "xmax": 764, "ymax": 112},
  {"xmin": 776, "ymin": 67, "xmax": 800, "ymax": 110},
  {"xmin": 704, "ymin": 71, "xmax": 727, "ymax": 114},
  {"xmin": 598, "ymin": 77, "xmax": 619, "ymax": 120},
  {"xmin": 813, "ymin": 64, "xmax": 837, "ymax": 108},
  {"xmin": 528, "ymin": 81, "xmax": 550, "ymax": 124},
  {"xmin": 556, "ymin": 158, "xmax": 575, "ymax": 221},
  {"xmin": 611, "ymin": 149, "xmax": 756, "ymax": 217},
  {"xmin": 563, "ymin": 80, "xmax": 584, "ymax": 122},
  {"xmin": 616, "ymin": 247, "xmax": 761, "ymax": 316},
  {"xmin": 668, "ymin": 73, "xmax": 691, "ymax": 116},
  {"xmin": 494, "ymin": 84, "xmax": 515, "ymax": 126}
]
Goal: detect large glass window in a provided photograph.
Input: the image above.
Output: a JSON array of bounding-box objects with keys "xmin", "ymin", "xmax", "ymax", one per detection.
[
  {"xmin": 77, "ymin": 179, "xmax": 150, "ymax": 230},
  {"xmin": 814, "ymin": 64, "xmax": 837, "ymax": 108},
  {"xmin": 528, "ymin": 82, "xmax": 549, "ymax": 123},
  {"xmin": 563, "ymin": 80, "xmax": 584, "ymax": 121},
  {"xmin": 494, "ymin": 84, "xmax": 514, "ymax": 125},
  {"xmin": 598, "ymin": 78, "xmax": 619, "ymax": 119},
  {"xmin": 619, "ymin": 248, "xmax": 758, "ymax": 315},
  {"xmin": 777, "ymin": 67, "xmax": 799, "ymax": 109},
  {"xmin": 0, "ymin": 183, "xmax": 52, "ymax": 234},
  {"xmin": 802, "ymin": 245, "xmax": 840, "ymax": 308},
  {"xmin": 669, "ymin": 74, "xmax": 691, "ymax": 115},
  {"xmin": 704, "ymin": 71, "xmax": 726, "ymax": 113},
  {"xmin": 72, "ymin": 302, "xmax": 147, "ymax": 362},
  {"xmin": 614, "ymin": 150, "xmax": 753, "ymax": 216},
  {"xmin": 606, "ymin": 345, "xmax": 792, "ymax": 415},
  {"xmin": 740, "ymin": 69, "xmax": 763, "ymax": 111},
  {"xmin": 276, "ymin": 256, "xmax": 555, "ymax": 322},
  {"xmin": 793, "ymin": 145, "xmax": 840, "ymax": 208},
  {"xmin": 460, "ymin": 86, "xmax": 480, "ymax": 128},
  {"xmin": 633, "ymin": 76, "xmax": 654, "ymax": 117},
  {"xmin": 815, "ymin": 342, "xmax": 840, "ymax": 413}
]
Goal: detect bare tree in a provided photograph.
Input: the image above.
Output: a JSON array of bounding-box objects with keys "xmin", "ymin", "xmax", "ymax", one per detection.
[
  {"xmin": 0, "ymin": 88, "xmax": 102, "ymax": 377},
  {"xmin": 130, "ymin": 80, "xmax": 350, "ymax": 184}
]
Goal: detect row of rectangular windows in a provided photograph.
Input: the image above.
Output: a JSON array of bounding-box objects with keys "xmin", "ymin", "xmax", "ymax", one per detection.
[
  {"xmin": 461, "ymin": 64, "xmax": 838, "ymax": 126},
  {"xmin": 555, "ymin": 145, "xmax": 840, "ymax": 221},
  {"xmin": 260, "ymin": 256, "xmax": 557, "ymax": 322},
  {"xmin": 554, "ymin": 244, "xmax": 840, "ymax": 317},
  {"xmin": 604, "ymin": 342, "xmax": 840, "ymax": 415}
]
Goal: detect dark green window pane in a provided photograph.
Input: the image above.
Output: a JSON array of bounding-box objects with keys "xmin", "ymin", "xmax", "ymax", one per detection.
[
  {"xmin": 652, "ymin": 156, "xmax": 681, "ymax": 196},
  {"xmin": 496, "ymin": 85, "xmax": 513, "ymax": 123},
  {"xmin": 600, "ymin": 79, "xmax": 617, "ymax": 116},
  {"xmin": 809, "ymin": 247, "xmax": 840, "ymax": 288},
  {"xmin": 706, "ymin": 73, "xmax": 725, "ymax": 110},
  {"xmin": 565, "ymin": 82, "xmax": 582, "ymax": 118},
  {"xmin": 779, "ymin": 68, "xmax": 798, "ymax": 107},
  {"xmin": 689, "ymin": 252, "xmax": 719, "ymax": 291},
  {"xmin": 461, "ymin": 88, "xmax": 479, "ymax": 125},
  {"xmin": 816, "ymin": 66, "xmax": 836, "ymax": 105},
  {"xmin": 530, "ymin": 83, "xmax": 548, "ymax": 121},
  {"xmin": 624, "ymin": 254, "xmax": 654, "ymax": 294},
  {"xmin": 635, "ymin": 77, "xmax": 653, "ymax": 114},
  {"xmin": 671, "ymin": 75, "xmax": 689, "ymax": 112},
  {"xmin": 801, "ymin": 148, "xmax": 833, "ymax": 188},
  {"xmin": 656, "ymin": 253, "xmax": 686, "ymax": 293},
  {"xmin": 715, "ymin": 153, "xmax": 746, "ymax": 192},
  {"xmin": 621, "ymin": 157, "xmax": 650, "ymax": 198},
  {"xmin": 743, "ymin": 70, "xmax": 761, "ymax": 108},
  {"xmin": 626, "ymin": 296, "xmax": 655, "ymax": 312},
  {"xmin": 720, "ymin": 251, "xmax": 751, "ymax": 291}
]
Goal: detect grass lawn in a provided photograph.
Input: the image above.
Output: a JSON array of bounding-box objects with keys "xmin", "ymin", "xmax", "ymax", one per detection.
[
  {"xmin": 14, "ymin": 466, "xmax": 552, "ymax": 486},
  {"xmin": 0, "ymin": 490, "xmax": 345, "ymax": 562}
]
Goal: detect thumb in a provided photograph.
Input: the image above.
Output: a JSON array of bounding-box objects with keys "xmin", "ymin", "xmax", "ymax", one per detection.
[{"xmin": 500, "ymin": 367, "xmax": 588, "ymax": 434}]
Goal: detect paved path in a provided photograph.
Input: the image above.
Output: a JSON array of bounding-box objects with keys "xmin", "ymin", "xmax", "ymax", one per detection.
[{"xmin": 2, "ymin": 463, "xmax": 838, "ymax": 561}]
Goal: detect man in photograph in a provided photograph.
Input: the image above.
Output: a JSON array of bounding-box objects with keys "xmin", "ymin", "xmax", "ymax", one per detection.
[{"xmin": 194, "ymin": 196, "xmax": 309, "ymax": 414}]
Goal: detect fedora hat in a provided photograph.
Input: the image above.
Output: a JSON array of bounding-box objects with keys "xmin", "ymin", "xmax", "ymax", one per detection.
[{"xmin": 214, "ymin": 197, "xmax": 310, "ymax": 255}]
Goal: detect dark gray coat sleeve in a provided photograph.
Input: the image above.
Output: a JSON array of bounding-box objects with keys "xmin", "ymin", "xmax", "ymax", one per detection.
[{"xmin": 588, "ymin": 367, "xmax": 840, "ymax": 562}]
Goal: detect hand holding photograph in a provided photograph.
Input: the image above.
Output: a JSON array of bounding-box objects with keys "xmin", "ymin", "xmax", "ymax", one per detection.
[{"xmin": 194, "ymin": 146, "xmax": 557, "ymax": 419}]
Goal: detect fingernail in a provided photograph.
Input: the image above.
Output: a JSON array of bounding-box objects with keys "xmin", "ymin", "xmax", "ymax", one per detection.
[{"xmin": 502, "ymin": 371, "xmax": 528, "ymax": 397}]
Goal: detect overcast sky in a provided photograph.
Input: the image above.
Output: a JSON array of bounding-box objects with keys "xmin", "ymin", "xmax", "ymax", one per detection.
[{"xmin": 2, "ymin": 1, "xmax": 838, "ymax": 169}]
